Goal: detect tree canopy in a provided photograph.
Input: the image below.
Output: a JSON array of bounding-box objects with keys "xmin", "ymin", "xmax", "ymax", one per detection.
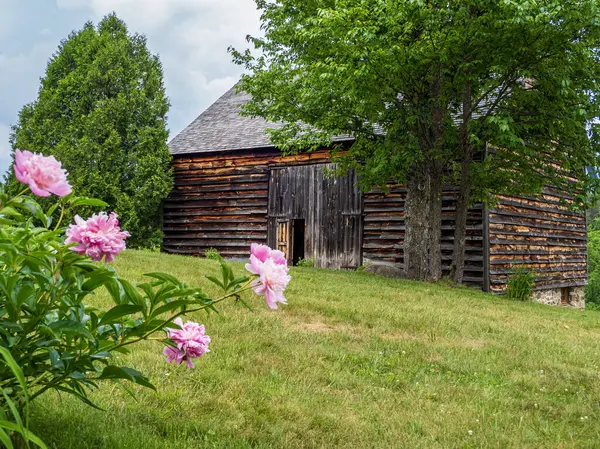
[
  {"xmin": 6, "ymin": 14, "xmax": 172, "ymax": 248},
  {"xmin": 232, "ymin": 0, "xmax": 600, "ymax": 281}
]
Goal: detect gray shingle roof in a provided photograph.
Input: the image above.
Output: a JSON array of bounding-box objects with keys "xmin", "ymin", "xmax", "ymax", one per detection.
[{"xmin": 168, "ymin": 86, "xmax": 354, "ymax": 156}]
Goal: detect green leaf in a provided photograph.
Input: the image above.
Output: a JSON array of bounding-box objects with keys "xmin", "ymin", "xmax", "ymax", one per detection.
[
  {"xmin": 0, "ymin": 427, "xmax": 14, "ymax": 449},
  {"xmin": 0, "ymin": 347, "xmax": 27, "ymax": 394},
  {"xmin": 151, "ymin": 300, "xmax": 189, "ymax": 318},
  {"xmin": 105, "ymin": 279, "xmax": 123, "ymax": 305},
  {"xmin": 68, "ymin": 197, "xmax": 109, "ymax": 208},
  {"xmin": 81, "ymin": 271, "xmax": 116, "ymax": 292},
  {"xmin": 48, "ymin": 321, "xmax": 95, "ymax": 341},
  {"xmin": 99, "ymin": 305, "xmax": 144, "ymax": 325},
  {"xmin": 98, "ymin": 366, "xmax": 156, "ymax": 390},
  {"xmin": 54, "ymin": 385, "xmax": 104, "ymax": 411},
  {"xmin": 119, "ymin": 279, "xmax": 144, "ymax": 307},
  {"xmin": 205, "ymin": 276, "xmax": 224, "ymax": 289},
  {"xmin": 0, "ymin": 420, "xmax": 47, "ymax": 448},
  {"xmin": 144, "ymin": 272, "xmax": 183, "ymax": 286}
]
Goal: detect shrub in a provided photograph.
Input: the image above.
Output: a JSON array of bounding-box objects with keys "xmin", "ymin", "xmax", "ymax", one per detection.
[
  {"xmin": 296, "ymin": 258, "xmax": 315, "ymax": 268},
  {"xmin": 0, "ymin": 152, "xmax": 292, "ymax": 446},
  {"xmin": 505, "ymin": 266, "xmax": 535, "ymax": 301}
]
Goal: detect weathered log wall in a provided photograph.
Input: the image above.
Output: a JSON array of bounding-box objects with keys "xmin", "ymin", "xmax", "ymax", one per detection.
[
  {"xmin": 363, "ymin": 186, "xmax": 485, "ymax": 287},
  {"xmin": 164, "ymin": 150, "xmax": 586, "ymax": 294},
  {"xmin": 163, "ymin": 150, "xmax": 331, "ymax": 258},
  {"xmin": 487, "ymin": 188, "xmax": 587, "ymax": 293}
]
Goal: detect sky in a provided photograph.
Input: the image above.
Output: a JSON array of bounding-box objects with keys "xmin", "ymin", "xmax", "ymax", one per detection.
[{"xmin": 0, "ymin": 0, "xmax": 262, "ymax": 174}]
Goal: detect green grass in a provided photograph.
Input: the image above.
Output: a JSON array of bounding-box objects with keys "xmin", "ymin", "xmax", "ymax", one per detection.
[{"xmin": 31, "ymin": 250, "xmax": 600, "ymax": 448}]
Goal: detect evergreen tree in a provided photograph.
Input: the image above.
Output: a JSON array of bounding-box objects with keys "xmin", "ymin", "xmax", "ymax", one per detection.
[{"xmin": 6, "ymin": 13, "xmax": 172, "ymax": 248}]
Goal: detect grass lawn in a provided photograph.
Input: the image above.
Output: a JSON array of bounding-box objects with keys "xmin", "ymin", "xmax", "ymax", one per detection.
[{"xmin": 31, "ymin": 250, "xmax": 600, "ymax": 448}]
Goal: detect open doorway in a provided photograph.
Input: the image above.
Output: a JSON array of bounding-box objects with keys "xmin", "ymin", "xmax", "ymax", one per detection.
[{"xmin": 291, "ymin": 219, "xmax": 305, "ymax": 266}]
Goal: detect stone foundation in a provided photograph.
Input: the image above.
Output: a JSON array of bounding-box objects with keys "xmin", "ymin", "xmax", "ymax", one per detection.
[{"xmin": 532, "ymin": 286, "xmax": 585, "ymax": 309}]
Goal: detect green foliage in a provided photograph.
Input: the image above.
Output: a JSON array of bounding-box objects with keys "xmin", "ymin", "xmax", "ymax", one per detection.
[
  {"xmin": 505, "ymin": 267, "xmax": 535, "ymax": 301},
  {"xmin": 585, "ymin": 230, "xmax": 600, "ymax": 307},
  {"xmin": 295, "ymin": 258, "xmax": 314, "ymax": 268},
  {"xmin": 5, "ymin": 14, "xmax": 172, "ymax": 249},
  {"xmin": 232, "ymin": 0, "xmax": 600, "ymax": 203},
  {"xmin": 0, "ymin": 348, "xmax": 47, "ymax": 448},
  {"xmin": 0, "ymin": 186, "xmax": 253, "ymax": 429}
]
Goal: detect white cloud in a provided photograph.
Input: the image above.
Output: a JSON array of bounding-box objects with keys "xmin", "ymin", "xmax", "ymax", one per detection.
[
  {"xmin": 55, "ymin": 0, "xmax": 263, "ymax": 137},
  {"xmin": 0, "ymin": 0, "xmax": 263, "ymax": 175}
]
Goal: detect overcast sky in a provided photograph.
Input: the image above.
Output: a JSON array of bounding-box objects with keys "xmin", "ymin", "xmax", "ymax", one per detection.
[{"xmin": 0, "ymin": 0, "xmax": 262, "ymax": 175}]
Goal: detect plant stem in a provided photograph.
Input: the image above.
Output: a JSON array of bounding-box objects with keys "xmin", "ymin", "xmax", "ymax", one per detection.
[
  {"xmin": 53, "ymin": 201, "xmax": 66, "ymax": 231},
  {"xmin": 107, "ymin": 281, "xmax": 255, "ymax": 353}
]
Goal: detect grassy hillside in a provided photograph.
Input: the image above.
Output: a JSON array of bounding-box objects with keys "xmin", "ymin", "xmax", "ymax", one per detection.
[{"xmin": 32, "ymin": 250, "xmax": 600, "ymax": 448}]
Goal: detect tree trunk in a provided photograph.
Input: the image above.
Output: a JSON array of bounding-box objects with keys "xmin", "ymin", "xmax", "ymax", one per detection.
[
  {"xmin": 404, "ymin": 67, "xmax": 446, "ymax": 281},
  {"xmin": 452, "ymin": 159, "xmax": 471, "ymax": 284},
  {"xmin": 404, "ymin": 163, "xmax": 431, "ymax": 280},
  {"xmin": 404, "ymin": 158, "xmax": 444, "ymax": 281},
  {"xmin": 428, "ymin": 159, "xmax": 444, "ymax": 281},
  {"xmin": 452, "ymin": 74, "xmax": 474, "ymax": 284}
]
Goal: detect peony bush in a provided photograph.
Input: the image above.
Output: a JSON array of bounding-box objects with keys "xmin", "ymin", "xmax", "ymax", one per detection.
[{"xmin": 0, "ymin": 150, "xmax": 290, "ymax": 447}]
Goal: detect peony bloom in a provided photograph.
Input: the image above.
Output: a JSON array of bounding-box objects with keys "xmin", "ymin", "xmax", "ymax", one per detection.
[
  {"xmin": 65, "ymin": 212, "xmax": 130, "ymax": 262},
  {"xmin": 245, "ymin": 243, "xmax": 291, "ymax": 310},
  {"xmin": 13, "ymin": 149, "xmax": 72, "ymax": 197},
  {"xmin": 250, "ymin": 243, "xmax": 287, "ymax": 266},
  {"xmin": 163, "ymin": 318, "xmax": 211, "ymax": 368}
]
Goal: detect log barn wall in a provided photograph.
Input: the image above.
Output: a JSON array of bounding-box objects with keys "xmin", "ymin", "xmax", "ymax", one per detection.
[
  {"xmin": 164, "ymin": 149, "xmax": 486, "ymax": 288},
  {"xmin": 163, "ymin": 149, "xmax": 331, "ymax": 259},
  {"xmin": 363, "ymin": 187, "xmax": 485, "ymax": 288},
  {"xmin": 487, "ymin": 188, "xmax": 587, "ymax": 293},
  {"xmin": 164, "ymin": 148, "xmax": 587, "ymax": 295}
]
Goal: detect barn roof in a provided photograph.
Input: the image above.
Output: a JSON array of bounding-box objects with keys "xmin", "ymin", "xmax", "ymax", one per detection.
[{"xmin": 168, "ymin": 86, "xmax": 354, "ymax": 156}]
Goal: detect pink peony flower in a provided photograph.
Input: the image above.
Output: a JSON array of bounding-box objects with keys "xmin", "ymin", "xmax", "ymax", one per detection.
[
  {"xmin": 65, "ymin": 212, "xmax": 130, "ymax": 262},
  {"xmin": 163, "ymin": 318, "xmax": 211, "ymax": 368},
  {"xmin": 250, "ymin": 243, "xmax": 287, "ymax": 266},
  {"xmin": 245, "ymin": 243, "xmax": 291, "ymax": 310},
  {"xmin": 13, "ymin": 149, "xmax": 72, "ymax": 197}
]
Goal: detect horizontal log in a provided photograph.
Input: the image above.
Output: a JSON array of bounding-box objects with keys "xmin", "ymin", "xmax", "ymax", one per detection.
[
  {"xmin": 495, "ymin": 198, "xmax": 581, "ymax": 217},
  {"xmin": 489, "ymin": 238, "xmax": 586, "ymax": 249},
  {"xmin": 490, "ymin": 208, "xmax": 585, "ymax": 225},
  {"xmin": 174, "ymin": 183, "xmax": 269, "ymax": 193},
  {"xmin": 490, "ymin": 248, "xmax": 586, "ymax": 256},
  {"xmin": 167, "ymin": 190, "xmax": 267, "ymax": 199},
  {"xmin": 173, "ymin": 166, "xmax": 268, "ymax": 178},
  {"xmin": 163, "ymin": 232, "xmax": 267, "ymax": 240},
  {"xmin": 163, "ymin": 225, "xmax": 267, "ymax": 232},
  {"xmin": 164, "ymin": 199, "xmax": 268, "ymax": 209},
  {"xmin": 490, "ymin": 257, "xmax": 586, "ymax": 265},
  {"xmin": 163, "ymin": 208, "xmax": 268, "ymax": 218},
  {"xmin": 490, "ymin": 265, "xmax": 586, "ymax": 275},
  {"xmin": 163, "ymin": 217, "xmax": 266, "ymax": 225},
  {"xmin": 490, "ymin": 273, "xmax": 587, "ymax": 285},
  {"xmin": 174, "ymin": 175, "xmax": 269, "ymax": 187},
  {"xmin": 163, "ymin": 240, "xmax": 256, "ymax": 248},
  {"xmin": 488, "ymin": 229, "xmax": 587, "ymax": 241},
  {"xmin": 489, "ymin": 217, "xmax": 585, "ymax": 233}
]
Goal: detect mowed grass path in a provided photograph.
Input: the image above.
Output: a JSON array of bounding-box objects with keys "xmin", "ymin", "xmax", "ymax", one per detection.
[{"xmin": 32, "ymin": 250, "xmax": 600, "ymax": 448}]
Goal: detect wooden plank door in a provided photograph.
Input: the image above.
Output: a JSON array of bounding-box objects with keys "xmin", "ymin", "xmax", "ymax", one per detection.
[
  {"xmin": 276, "ymin": 219, "xmax": 290, "ymax": 260},
  {"xmin": 268, "ymin": 164, "xmax": 362, "ymax": 269}
]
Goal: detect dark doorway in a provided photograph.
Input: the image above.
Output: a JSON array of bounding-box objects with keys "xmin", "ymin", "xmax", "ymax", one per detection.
[{"xmin": 292, "ymin": 219, "xmax": 305, "ymax": 266}]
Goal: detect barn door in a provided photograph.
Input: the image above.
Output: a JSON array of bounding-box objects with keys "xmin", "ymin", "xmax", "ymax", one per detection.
[
  {"xmin": 276, "ymin": 219, "xmax": 290, "ymax": 260},
  {"xmin": 268, "ymin": 164, "xmax": 362, "ymax": 269}
]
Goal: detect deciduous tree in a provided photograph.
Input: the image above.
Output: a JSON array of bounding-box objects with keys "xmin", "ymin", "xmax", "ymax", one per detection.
[{"xmin": 232, "ymin": 0, "xmax": 600, "ymax": 282}]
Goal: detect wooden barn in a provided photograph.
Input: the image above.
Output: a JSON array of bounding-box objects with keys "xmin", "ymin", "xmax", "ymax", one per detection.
[{"xmin": 163, "ymin": 87, "xmax": 588, "ymax": 307}]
